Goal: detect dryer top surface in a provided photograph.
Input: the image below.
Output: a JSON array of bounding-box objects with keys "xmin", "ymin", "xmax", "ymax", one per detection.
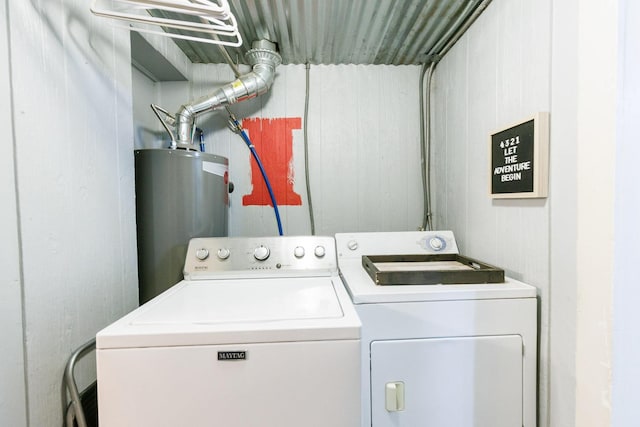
[{"xmin": 335, "ymin": 231, "xmax": 536, "ymax": 304}]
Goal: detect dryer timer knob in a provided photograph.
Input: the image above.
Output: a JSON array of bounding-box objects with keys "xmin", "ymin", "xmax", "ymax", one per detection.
[
  {"xmin": 429, "ymin": 237, "xmax": 446, "ymax": 251},
  {"xmin": 347, "ymin": 240, "xmax": 359, "ymax": 251}
]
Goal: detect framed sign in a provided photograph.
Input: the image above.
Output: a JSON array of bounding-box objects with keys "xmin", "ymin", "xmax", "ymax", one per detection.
[{"xmin": 489, "ymin": 112, "xmax": 549, "ymax": 198}]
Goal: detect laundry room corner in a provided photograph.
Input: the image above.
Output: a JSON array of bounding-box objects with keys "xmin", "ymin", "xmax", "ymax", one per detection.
[{"xmin": 3, "ymin": 1, "xmax": 640, "ymax": 426}]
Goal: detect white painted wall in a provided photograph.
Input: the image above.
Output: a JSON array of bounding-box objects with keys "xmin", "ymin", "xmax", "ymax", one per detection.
[
  {"xmin": 305, "ymin": 65, "xmax": 422, "ymax": 236},
  {"xmin": 551, "ymin": 1, "xmax": 628, "ymax": 426},
  {"xmin": 549, "ymin": 0, "xmax": 579, "ymax": 425},
  {"xmin": 573, "ymin": 1, "xmax": 617, "ymax": 425},
  {"xmin": 430, "ymin": 0, "xmax": 552, "ymax": 424},
  {"xmin": 0, "ymin": 2, "xmax": 27, "ymax": 426},
  {"xmin": 4, "ymin": 0, "xmax": 139, "ymax": 424},
  {"xmin": 132, "ymin": 67, "xmax": 165, "ymax": 150},
  {"xmin": 144, "ymin": 63, "xmax": 424, "ymax": 237},
  {"xmin": 131, "ymin": 31, "xmax": 194, "ymax": 151},
  {"xmin": 612, "ymin": 1, "xmax": 640, "ymax": 425}
]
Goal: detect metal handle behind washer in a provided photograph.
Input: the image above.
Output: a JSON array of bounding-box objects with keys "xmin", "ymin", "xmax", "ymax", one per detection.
[{"xmin": 64, "ymin": 338, "xmax": 96, "ymax": 427}]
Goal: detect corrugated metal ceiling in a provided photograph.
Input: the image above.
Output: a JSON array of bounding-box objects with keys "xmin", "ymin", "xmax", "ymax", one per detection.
[{"xmin": 162, "ymin": 0, "xmax": 487, "ymax": 65}]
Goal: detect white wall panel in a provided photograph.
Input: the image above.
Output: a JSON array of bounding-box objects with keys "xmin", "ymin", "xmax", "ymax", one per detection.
[
  {"xmin": 0, "ymin": 1, "xmax": 27, "ymax": 425},
  {"xmin": 464, "ymin": 6, "xmax": 497, "ymax": 263},
  {"xmin": 136, "ymin": 32, "xmax": 191, "ymax": 80},
  {"xmin": 434, "ymin": 35, "xmax": 469, "ymax": 244},
  {"xmin": 7, "ymin": 0, "xmax": 138, "ymax": 424},
  {"xmin": 306, "ymin": 64, "xmax": 423, "ymax": 236},
  {"xmin": 431, "ymin": 0, "xmax": 551, "ymax": 425},
  {"xmin": 613, "ymin": 2, "xmax": 640, "ymax": 425},
  {"xmin": 574, "ymin": 1, "xmax": 617, "ymax": 425},
  {"xmin": 548, "ymin": 0, "xmax": 579, "ymax": 424},
  {"xmin": 132, "ymin": 67, "xmax": 161, "ymax": 149},
  {"xmin": 132, "ymin": 30, "xmax": 193, "ymax": 151}
]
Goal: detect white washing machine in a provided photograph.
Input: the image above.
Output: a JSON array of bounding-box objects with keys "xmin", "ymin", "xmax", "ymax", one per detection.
[
  {"xmin": 335, "ymin": 231, "xmax": 537, "ymax": 427},
  {"xmin": 97, "ymin": 236, "xmax": 361, "ymax": 427}
]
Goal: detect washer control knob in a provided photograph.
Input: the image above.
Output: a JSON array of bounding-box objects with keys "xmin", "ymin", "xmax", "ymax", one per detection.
[
  {"xmin": 294, "ymin": 246, "xmax": 305, "ymax": 258},
  {"xmin": 254, "ymin": 245, "xmax": 270, "ymax": 261},
  {"xmin": 429, "ymin": 237, "xmax": 446, "ymax": 251},
  {"xmin": 217, "ymin": 247, "xmax": 231, "ymax": 260},
  {"xmin": 195, "ymin": 248, "xmax": 209, "ymax": 261},
  {"xmin": 314, "ymin": 245, "xmax": 326, "ymax": 258},
  {"xmin": 347, "ymin": 240, "xmax": 359, "ymax": 251}
]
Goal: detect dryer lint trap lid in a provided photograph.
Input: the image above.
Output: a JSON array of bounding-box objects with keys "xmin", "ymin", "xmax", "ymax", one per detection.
[{"xmin": 362, "ymin": 254, "xmax": 505, "ymax": 286}]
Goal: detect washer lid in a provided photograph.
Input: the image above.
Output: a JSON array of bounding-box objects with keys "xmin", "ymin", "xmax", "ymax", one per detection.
[
  {"xmin": 97, "ymin": 276, "xmax": 360, "ymax": 349},
  {"xmin": 133, "ymin": 277, "xmax": 343, "ymax": 325},
  {"xmin": 339, "ymin": 259, "xmax": 536, "ymax": 304}
]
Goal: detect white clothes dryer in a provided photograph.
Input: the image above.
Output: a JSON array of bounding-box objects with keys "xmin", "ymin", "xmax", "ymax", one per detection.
[
  {"xmin": 335, "ymin": 231, "xmax": 537, "ymax": 427},
  {"xmin": 97, "ymin": 236, "xmax": 360, "ymax": 427}
]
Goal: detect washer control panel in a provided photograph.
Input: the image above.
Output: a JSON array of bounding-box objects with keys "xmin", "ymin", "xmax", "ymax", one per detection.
[{"xmin": 184, "ymin": 236, "xmax": 337, "ymax": 280}]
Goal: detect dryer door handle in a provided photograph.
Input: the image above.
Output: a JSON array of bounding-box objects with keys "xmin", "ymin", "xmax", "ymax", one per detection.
[{"xmin": 385, "ymin": 381, "xmax": 405, "ymax": 412}]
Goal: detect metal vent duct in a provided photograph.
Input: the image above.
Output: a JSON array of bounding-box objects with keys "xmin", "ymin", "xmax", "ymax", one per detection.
[{"xmin": 152, "ymin": 0, "xmax": 487, "ymax": 65}]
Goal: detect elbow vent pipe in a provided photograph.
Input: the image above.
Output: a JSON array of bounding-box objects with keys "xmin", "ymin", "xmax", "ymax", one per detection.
[{"xmin": 174, "ymin": 40, "xmax": 281, "ymax": 148}]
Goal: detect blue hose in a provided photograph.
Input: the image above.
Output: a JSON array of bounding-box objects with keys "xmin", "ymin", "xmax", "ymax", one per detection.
[
  {"xmin": 230, "ymin": 115, "xmax": 283, "ymax": 236},
  {"xmin": 197, "ymin": 128, "xmax": 205, "ymax": 152}
]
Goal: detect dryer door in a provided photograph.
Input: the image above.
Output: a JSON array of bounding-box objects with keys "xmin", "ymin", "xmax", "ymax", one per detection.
[{"xmin": 370, "ymin": 335, "xmax": 523, "ymax": 427}]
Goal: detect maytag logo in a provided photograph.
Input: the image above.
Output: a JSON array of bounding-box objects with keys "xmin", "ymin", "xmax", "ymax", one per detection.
[{"xmin": 217, "ymin": 351, "xmax": 247, "ymax": 361}]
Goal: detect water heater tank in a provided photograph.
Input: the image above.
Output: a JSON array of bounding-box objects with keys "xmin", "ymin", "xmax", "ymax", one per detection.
[{"xmin": 134, "ymin": 149, "xmax": 228, "ymax": 304}]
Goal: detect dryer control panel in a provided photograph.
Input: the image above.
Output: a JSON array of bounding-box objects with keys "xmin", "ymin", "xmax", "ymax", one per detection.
[
  {"xmin": 336, "ymin": 231, "xmax": 459, "ymax": 260},
  {"xmin": 184, "ymin": 236, "xmax": 337, "ymax": 280}
]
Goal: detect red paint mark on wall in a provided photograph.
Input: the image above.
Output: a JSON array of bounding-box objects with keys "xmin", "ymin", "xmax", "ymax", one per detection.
[{"xmin": 242, "ymin": 117, "xmax": 302, "ymax": 206}]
